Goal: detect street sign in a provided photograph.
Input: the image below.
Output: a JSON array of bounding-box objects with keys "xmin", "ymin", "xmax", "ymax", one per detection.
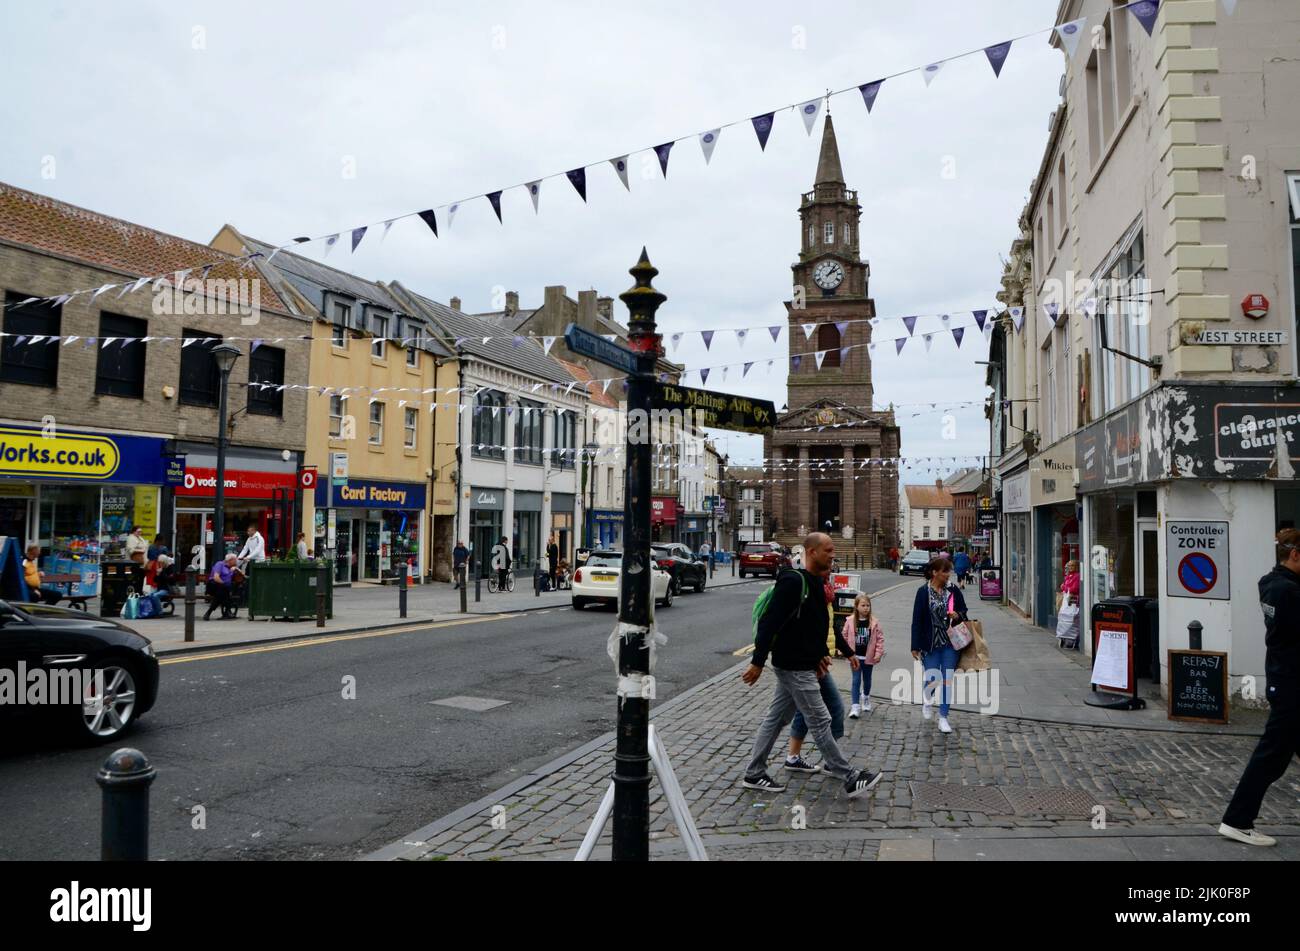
[
  {"xmin": 654, "ymin": 383, "xmax": 776, "ymax": 434},
  {"xmin": 1191, "ymin": 329, "xmax": 1287, "ymax": 346},
  {"xmin": 1165, "ymin": 520, "xmax": 1229, "ymax": 600},
  {"xmin": 563, "ymin": 322, "xmax": 639, "ymax": 374},
  {"xmin": 330, "ymin": 452, "xmax": 349, "ymax": 486}
]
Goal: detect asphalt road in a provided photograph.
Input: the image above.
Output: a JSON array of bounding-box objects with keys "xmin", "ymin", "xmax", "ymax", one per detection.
[{"xmin": 0, "ymin": 569, "xmax": 899, "ymax": 860}]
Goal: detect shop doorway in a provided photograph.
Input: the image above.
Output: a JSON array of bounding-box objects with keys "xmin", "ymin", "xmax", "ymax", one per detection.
[
  {"xmin": 1138, "ymin": 520, "xmax": 1159, "ymax": 598},
  {"xmin": 817, "ymin": 491, "xmax": 840, "ymax": 533},
  {"xmin": 363, "ymin": 519, "xmax": 382, "ymax": 581},
  {"xmin": 174, "ymin": 509, "xmax": 213, "ymax": 573},
  {"xmin": 334, "ymin": 518, "xmax": 357, "ymax": 584}
]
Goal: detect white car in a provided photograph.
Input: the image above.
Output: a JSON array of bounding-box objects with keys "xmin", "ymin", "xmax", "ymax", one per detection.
[{"xmin": 572, "ymin": 551, "xmax": 673, "ymax": 610}]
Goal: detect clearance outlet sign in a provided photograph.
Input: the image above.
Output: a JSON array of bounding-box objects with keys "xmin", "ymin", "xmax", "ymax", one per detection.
[{"xmin": 1165, "ymin": 521, "xmax": 1230, "ymax": 601}]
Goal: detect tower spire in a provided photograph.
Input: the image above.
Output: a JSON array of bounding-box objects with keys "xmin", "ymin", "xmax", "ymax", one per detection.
[{"xmin": 814, "ymin": 114, "xmax": 844, "ymax": 186}]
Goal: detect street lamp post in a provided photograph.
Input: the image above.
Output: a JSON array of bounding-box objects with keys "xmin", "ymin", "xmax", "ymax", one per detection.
[{"xmin": 210, "ymin": 344, "xmax": 242, "ymax": 574}]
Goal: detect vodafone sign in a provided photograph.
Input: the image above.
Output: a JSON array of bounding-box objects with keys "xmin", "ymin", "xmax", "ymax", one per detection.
[{"xmin": 177, "ymin": 466, "xmax": 298, "ymax": 499}]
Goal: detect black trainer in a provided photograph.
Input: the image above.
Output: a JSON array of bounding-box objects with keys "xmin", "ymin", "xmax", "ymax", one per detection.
[
  {"xmin": 782, "ymin": 755, "xmax": 821, "ymax": 773},
  {"xmin": 742, "ymin": 773, "xmax": 787, "ymax": 792},
  {"xmin": 845, "ymin": 771, "xmax": 882, "ymax": 799}
]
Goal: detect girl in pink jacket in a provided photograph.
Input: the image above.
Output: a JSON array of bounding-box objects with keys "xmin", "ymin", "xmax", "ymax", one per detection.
[{"xmin": 845, "ymin": 593, "xmax": 885, "ymax": 718}]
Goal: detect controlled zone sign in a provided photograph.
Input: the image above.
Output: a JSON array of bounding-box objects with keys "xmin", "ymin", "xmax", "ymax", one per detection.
[{"xmin": 1165, "ymin": 520, "xmax": 1229, "ymax": 600}]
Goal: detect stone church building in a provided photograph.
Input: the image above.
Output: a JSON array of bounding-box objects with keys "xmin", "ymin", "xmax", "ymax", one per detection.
[{"xmin": 762, "ymin": 114, "xmax": 901, "ymax": 564}]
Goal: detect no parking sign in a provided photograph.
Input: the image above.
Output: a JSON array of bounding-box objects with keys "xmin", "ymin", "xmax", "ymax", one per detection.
[{"xmin": 1165, "ymin": 521, "xmax": 1230, "ymax": 600}]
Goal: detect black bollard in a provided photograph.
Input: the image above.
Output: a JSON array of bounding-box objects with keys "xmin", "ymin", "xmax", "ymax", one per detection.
[
  {"xmin": 475, "ymin": 565, "xmax": 482, "ymax": 603},
  {"xmin": 459, "ymin": 565, "xmax": 468, "ymax": 613},
  {"xmin": 97, "ymin": 748, "xmax": 156, "ymax": 861},
  {"xmin": 184, "ymin": 566, "xmax": 197, "ymax": 642},
  {"xmin": 399, "ymin": 563, "xmax": 409, "ymax": 618},
  {"xmin": 1188, "ymin": 620, "xmax": 1203, "ymax": 651},
  {"xmin": 316, "ymin": 560, "xmax": 327, "ymax": 628},
  {"xmin": 731, "ymin": 555, "xmax": 735, "ymax": 577},
  {"xmin": 709, "ymin": 555, "xmax": 715, "ymax": 578}
]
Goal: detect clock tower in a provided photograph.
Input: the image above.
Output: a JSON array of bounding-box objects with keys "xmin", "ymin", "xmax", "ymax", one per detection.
[{"xmin": 763, "ymin": 113, "xmax": 901, "ymax": 561}]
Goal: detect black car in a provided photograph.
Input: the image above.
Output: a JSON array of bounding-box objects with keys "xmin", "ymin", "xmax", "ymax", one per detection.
[
  {"xmin": 0, "ymin": 600, "xmax": 160, "ymax": 744},
  {"xmin": 899, "ymin": 549, "xmax": 933, "ymax": 576},
  {"xmin": 651, "ymin": 543, "xmax": 708, "ymax": 594}
]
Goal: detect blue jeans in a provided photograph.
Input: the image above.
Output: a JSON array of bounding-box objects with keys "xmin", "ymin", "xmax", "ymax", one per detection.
[
  {"xmin": 851, "ymin": 660, "xmax": 874, "ymax": 704},
  {"xmin": 922, "ymin": 645, "xmax": 960, "ymax": 717},
  {"xmin": 745, "ymin": 667, "xmax": 858, "ymax": 783},
  {"xmin": 790, "ymin": 670, "xmax": 844, "ymax": 741}
]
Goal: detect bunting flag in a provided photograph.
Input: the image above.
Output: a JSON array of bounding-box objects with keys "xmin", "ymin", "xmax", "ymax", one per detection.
[
  {"xmin": 802, "ymin": 322, "xmax": 817, "ymax": 340},
  {"xmin": 602, "ymin": 378, "xmax": 612, "ymax": 394},
  {"xmin": 250, "ymin": 338, "xmax": 263, "ymax": 352},
  {"xmin": 349, "ymin": 226, "xmax": 367, "ymax": 252},
  {"xmin": 700, "ymin": 368, "xmax": 710, "ymax": 385},
  {"xmin": 1010, "ymin": 306, "xmax": 1025, "ymax": 332},
  {"xmin": 1082, "ymin": 297, "xmax": 1098, "ymax": 318},
  {"xmin": 567, "ymin": 168, "xmax": 587, "ymax": 202},
  {"xmin": 791, "ymin": 354, "xmax": 802, "ymax": 371},
  {"xmin": 418, "ymin": 209, "xmax": 438, "ymax": 237},
  {"xmin": 859, "ymin": 79, "xmax": 884, "ymax": 113},
  {"xmin": 814, "ymin": 350, "xmax": 827, "ymax": 370},
  {"xmin": 527, "ymin": 181, "xmax": 542, "ymax": 212},
  {"xmin": 448, "ymin": 203, "xmax": 460, "ymax": 227},
  {"xmin": 670, "ymin": 332, "xmax": 683, "ymax": 352},
  {"xmin": 922, "ymin": 62, "xmax": 944, "ymax": 87},
  {"xmin": 973, "ymin": 309, "xmax": 988, "ymax": 331},
  {"xmin": 839, "ymin": 346, "xmax": 851, "ymax": 364},
  {"xmin": 834, "ymin": 320, "xmax": 849, "ymax": 337},
  {"xmin": 381, "ymin": 219, "xmax": 395, "ymax": 242},
  {"xmin": 924, "ymin": 334, "xmax": 934, "ymax": 352},
  {"xmin": 940, "ymin": 313, "xmax": 951, "ymax": 325},
  {"xmin": 953, "ymin": 327, "xmax": 966, "ymax": 348},
  {"xmin": 751, "ymin": 112, "xmax": 775, "ymax": 151},
  {"xmin": 799, "ymin": 99, "xmax": 822, "ymax": 135},
  {"xmin": 92, "ymin": 284, "xmax": 115, "ymax": 301},
  {"xmin": 610, "ymin": 157, "xmax": 630, "ymax": 191},
  {"xmin": 487, "ymin": 191, "xmax": 503, "ymax": 223},
  {"xmin": 895, "ymin": 338, "xmax": 907, "ymax": 355},
  {"xmin": 1043, "ymin": 301, "xmax": 1060, "ymax": 325},
  {"xmin": 100, "ymin": 337, "xmax": 117, "ymax": 349},
  {"xmin": 699, "ymin": 129, "xmax": 720, "ymax": 164},
  {"xmin": 542, "ymin": 336, "xmax": 556, "ymax": 356},
  {"xmin": 324, "ymin": 234, "xmax": 339, "ymax": 257},
  {"xmin": 743, "ymin": 361, "xmax": 754, "ymax": 377},
  {"xmin": 701, "ymin": 330, "xmax": 714, "ymax": 350},
  {"xmin": 1128, "ymin": 0, "xmax": 1160, "ymax": 37},
  {"xmin": 984, "ymin": 41, "xmax": 1012, "ymax": 77},
  {"xmin": 1055, "ymin": 17, "xmax": 1087, "ymax": 57},
  {"xmin": 769, "ymin": 325, "xmax": 781, "ymax": 342},
  {"xmin": 903, "ymin": 315, "xmax": 918, "ymax": 336},
  {"xmin": 653, "ymin": 142, "xmax": 674, "ymax": 177},
  {"xmin": 735, "ymin": 329, "xmax": 747, "ymax": 348}
]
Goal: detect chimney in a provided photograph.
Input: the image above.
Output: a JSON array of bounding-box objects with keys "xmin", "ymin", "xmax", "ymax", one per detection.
[
  {"xmin": 578, "ymin": 290, "xmax": 598, "ymax": 328},
  {"xmin": 935, "ymin": 478, "xmax": 944, "ymax": 491},
  {"xmin": 597, "ymin": 296, "xmax": 613, "ymax": 320},
  {"xmin": 504, "ymin": 291, "xmax": 519, "ymax": 316},
  {"xmin": 449, "ymin": 296, "xmax": 462, "ymax": 311}
]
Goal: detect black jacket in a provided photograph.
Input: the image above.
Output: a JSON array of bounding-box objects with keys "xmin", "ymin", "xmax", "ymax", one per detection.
[
  {"xmin": 911, "ymin": 582, "xmax": 970, "ymax": 654},
  {"xmin": 753, "ymin": 569, "xmax": 850, "ymax": 671},
  {"xmin": 1259, "ymin": 564, "xmax": 1300, "ymax": 688}
]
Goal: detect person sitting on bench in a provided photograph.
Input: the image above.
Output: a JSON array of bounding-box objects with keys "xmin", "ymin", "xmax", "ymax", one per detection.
[{"xmin": 22, "ymin": 544, "xmax": 61, "ymax": 605}]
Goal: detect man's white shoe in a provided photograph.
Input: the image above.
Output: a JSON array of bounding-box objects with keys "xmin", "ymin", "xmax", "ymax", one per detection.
[
  {"xmin": 938, "ymin": 717, "xmax": 953, "ymax": 734},
  {"xmin": 1218, "ymin": 823, "xmax": 1276, "ymax": 847},
  {"xmin": 921, "ymin": 702, "xmax": 933, "ymax": 720},
  {"xmin": 849, "ymin": 704, "xmax": 860, "ymax": 719}
]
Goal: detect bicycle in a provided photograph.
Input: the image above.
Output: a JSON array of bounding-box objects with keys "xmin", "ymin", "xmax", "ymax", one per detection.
[{"xmin": 487, "ymin": 570, "xmax": 516, "ymax": 593}]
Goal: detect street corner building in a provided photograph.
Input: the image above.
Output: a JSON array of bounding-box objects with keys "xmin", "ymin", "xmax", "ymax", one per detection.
[
  {"xmin": 762, "ymin": 114, "xmax": 902, "ymax": 564},
  {"xmin": 986, "ymin": 0, "xmax": 1300, "ymax": 704},
  {"xmin": 0, "ymin": 183, "xmax": 310, "ymax": 595}
]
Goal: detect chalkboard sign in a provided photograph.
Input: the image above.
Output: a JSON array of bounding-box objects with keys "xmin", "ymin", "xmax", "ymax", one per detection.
[{"xmin": 1167, "ymin": 649, "xmax": 1229, "ymax": 724}]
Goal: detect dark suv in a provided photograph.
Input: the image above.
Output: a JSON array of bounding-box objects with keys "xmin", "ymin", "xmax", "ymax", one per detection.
[
  {"xmin": 738, "ymin": 541, "xmax": 791, "ymax": 578},
  {"xmin": 651, "ymin": 544, "xmax": 707, "ymax": 594}
]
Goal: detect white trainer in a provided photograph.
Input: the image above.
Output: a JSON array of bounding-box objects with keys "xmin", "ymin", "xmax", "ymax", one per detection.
[
  {"xmin": 921, "ymin": 701, "xmax": 933, "ymax": 720},
  {"xmin": 938, "ymin": 717, "xmax": 953, "ymax": 734},
  {"xmin": 862, "ymin": 701, "xmax": 873, "ymax": 713},
  {"xmin": 1218, "ymin": 823, "xmax": 1276, "ymax": 847},
  {"xmin": 849, "ymin": 704, "xmax": 860, "ymax": 719}
]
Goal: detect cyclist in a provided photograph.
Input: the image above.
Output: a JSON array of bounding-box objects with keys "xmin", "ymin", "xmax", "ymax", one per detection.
[{"xmin": 491, "ymin": 536, "xmax": 512, "ymax": 592}]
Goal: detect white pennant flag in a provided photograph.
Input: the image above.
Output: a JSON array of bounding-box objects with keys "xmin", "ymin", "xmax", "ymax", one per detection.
[
  {"xmin": 802, "ymin": 322, "xmax": 817, "ymax": 340},
  {"xmin": 381, "ymin": 220, "xmax": 395, "ymax": 242},
  {"xmin": 542, "ymin": 336, "xmax": 556, "ymax": 355},
  {"xmin": 1082, "ymin": 297, "xmax": 1098, "ymax": 318},
  {"xmin": 602, "ymin": 379, "xmax": 612, "ymax": 394},
  {"xmin": 448, "ymin": 203, "xmax": 459, "ymax": 228},
  {"xmin": 62, "ymin": 335, "xmax": 79, "ymax": 346},
  {"xmin": 526, "ymin": 181, "xmax": 541, "ymax": 212},
  {"xmin": 1010, "ymin": 306, "xmax": 1025, "ymax": 332},
  {"xmin": 922, "ymin": 62, "xmax": 944, "ymax": 87},
  {"xmin": 92, "ymin": 284, "xmax": 116, "ymax": 301},
  {"xmin": 610, "ymin": 156, "xmax": 631, "ymax": 191},
  {"xmin": 324, "ymin": 234, "xmax": 339, "ymax": 257},
  {"xmin": 699, "ymin": 129, "xmax": 721, "ymax": 164},
  {"xmin": 814, "ymin": 350, "xmax": 827, "ymax": 370},
  {"xmin": 735, "ymin": 329, "xmax": 747, "ymax": 349},
  {"xmin": 670, "ymin": 333, "xmax": 683, "ymax": 352},
  {"xmin": 798, "ymin": 99, "xmax": 822, "ymax": 135},
  {"xmin": 924, "ymin": 334, "xmax": 934, "ymax": 352},
  {"xmin": 1055, "ymin": 16, "xmax": 1087, "ymax": 58}
]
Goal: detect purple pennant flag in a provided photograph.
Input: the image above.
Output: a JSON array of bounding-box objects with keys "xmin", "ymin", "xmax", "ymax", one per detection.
[
  {"xmin": 566, "ymin": 167, "xmax": 587, "ymax": 202},
  {"xmin": 973, "ymin": 309, "xmax": 988, "ymax": 331},
  {"xmin": 700, "ymin": 368, "xmax": 710, "ymax": 385},
  {"xmin": 487, "ymin": 191, "xmax": 503, "ymax": 223},
  {"xmin": 654, "ymin": 142, "xmax": 674, "ymax": 178},
  {"xmin": 984, "ymin": 41, "xmax": 1012, "ymax": 77},
  {"xmin": 859, "ymin": 80, "xmax": 884, "ymax": 113},
  {"xmin": 953, "ymin": 327, "xmax": 966, "ymax": 348},
  {"xmin": 701, "ymin": 330, "xmax": 714, "ymax": 350},
  {"xmin": 417, "ymin": 209, "xmax": 438, "ymax": 237},
  {"xmin": 835, "ymin": 320, "xmax": 849, "ymax": 337},
  {"xmin": 751, "ymin": 112, "xmax": 775, "ymax": 151},
  {"xmin": 903, "ymin": 315, "xmax": 918, "ymax": 336},
  {"xmin": 839, "ymin": 346, "xmax": 851, "ymax": 364},
  {"xmin": 895, "ymin": 338, "xmax": 907, "ymax": 355},
  {"xmin": 1128, "ymin": 0, "xmax": 1160, "ymax": 37},
  {"xmin": 351, "ymin": 226, "xmax": 367, "ymax": 252},
  {"xmin": 791, "ymin": 354, "xmax": 802, "ymax": 371},
  {"xmin": 292, "ymin": 237, "xmax": 310, "ymax": 244},
  {"xmin": 743, "ymin": 361, "xmax": 754, "ymax": 378},
  {"xmin": 250, "ymin": 339, "xmax": 262, "ymax": 353},
  {"xmin": 1044, "ymin": 301, "xmax": 1060, "ymax": 325},
  {"xmin": 512, "ymin": 335, "xmax": 524, "ymax": 348},
  {"xmin": 768, "ymin": 325, "xmax": 781, "ymax": 342}
]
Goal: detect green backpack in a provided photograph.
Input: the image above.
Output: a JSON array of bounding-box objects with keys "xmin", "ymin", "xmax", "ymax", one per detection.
[{"xmin": 751, "ymin": 569, "xmax": 808, "ymax": 644}]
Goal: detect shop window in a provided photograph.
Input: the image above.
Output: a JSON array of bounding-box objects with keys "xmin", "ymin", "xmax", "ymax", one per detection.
[
  {"xmin": 369, "ymin": 400, "xmax": 384, "ymax": 445},
  {"xmin": 95, "ymin": 312, "xmax": 147, "ymax": 398},
  {"xmin": 404, "ymin": 407, "xmax": 418, "ymax": 449},
  {"xmin": 556, "ymin": 410, "xmax": 576, "ymax": 470},
  {"xmin": 1089, "ymin": 491, "xmax": 1136, "ymax": 602},
  {"xmin": 1, "ymin": 293, "xmax": 61, "ymax": 387},
  {"xmin": 516, "ymin": 399, "xmax": 543, "ymax": 466},
  {"xmin": 472, "ymin": 389, "xmax": 505, "ymax": 459},
  {"xmin": 817, "ymin": 323, "xmax": 841, "ymax": 367},
  {"xmin": 247, "ymin": 345, "xmax": 285, "ymax": 416},
  {"xmin": 179, "ymin": 329, "xmax": 222, "ymax": 406}
]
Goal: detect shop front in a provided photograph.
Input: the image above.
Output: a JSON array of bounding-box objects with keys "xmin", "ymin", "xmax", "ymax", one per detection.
[
  {"xmin": 1030, "ymin": 436, "xmax": 1080, "ymax": 631},
  {"xmin": 550, "ymin": 493, "xmax": 575, "ymax": 564},
  {"xmin": 680, "ymin": 514, "xmax": 708, "ymax": 553},
  {"xmin": 1001, "ymin": 468, "xmax": 1031, "ymax": 616},
  {"xmin": 651, "ymin": 496, "xmax": 678, "ymax": 543},
  {"xmin": 314, "ymin": 478, "xmax": 426, "ymax": 584},
  {"xmin": 588, "ymin": 509, "xmax": 624, "ymax": 550},
  {"xmin": 172, "ymin": 444, "xmax": 299, "ymax": 573},
  {"xmin": 0, "ymin": 423, "xmax": 170, "ymax": 595},
  {"xmin": 468, "ymin": 486, "xmax": 504, "ymax": 578},
  {"xmin": 513, "ymin": 491, "xmax": 542, "ymax": 571}
]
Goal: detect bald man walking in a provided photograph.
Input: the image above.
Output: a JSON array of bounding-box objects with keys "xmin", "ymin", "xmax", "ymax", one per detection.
[{"xmin": 740, "ymin": 532, "xmax": 881, "ymax": 797}]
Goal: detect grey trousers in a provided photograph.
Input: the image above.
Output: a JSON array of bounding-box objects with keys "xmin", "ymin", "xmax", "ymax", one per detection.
[{"xmin": 744, "ymin": 666, "xmax": 859, "ymax": 783}]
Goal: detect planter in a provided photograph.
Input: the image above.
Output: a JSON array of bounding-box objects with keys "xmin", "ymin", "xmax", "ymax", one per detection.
[{"xmin": 247, "ymin": 561, "xmax": 334, "ymax": 621}]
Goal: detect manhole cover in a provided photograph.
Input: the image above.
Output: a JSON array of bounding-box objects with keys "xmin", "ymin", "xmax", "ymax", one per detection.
[
  {"xmin": 1001, "ymin": 786, "xmax": 1099, "ymax": 817},
  {"xmin": 430, "ymin": 696, "xmax": 511, "ymax": 711},
  {"xmin": 909, "ymin": 782, "xmax": 1013, "ymax": 814}
]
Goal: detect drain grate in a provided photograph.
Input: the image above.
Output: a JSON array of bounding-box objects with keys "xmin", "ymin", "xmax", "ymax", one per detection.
[
  {"xmin": 909, "ymin": 782, "xmax": 1013, "ymax": 814},
  {"xmin": 1001, "ymin": 786, "xmax": 1099, "ymax": 817}
]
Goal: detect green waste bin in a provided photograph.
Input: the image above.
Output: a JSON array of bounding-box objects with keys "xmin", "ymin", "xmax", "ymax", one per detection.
[{"xmin": 246, "ymin": 561, "xmax": 334, "ymax": 621}]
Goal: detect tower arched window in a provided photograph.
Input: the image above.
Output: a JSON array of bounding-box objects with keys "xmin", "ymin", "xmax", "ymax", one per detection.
[
  {"xmin": 808, "ymin": 225, "xmax": 815, "ymax": 248},
  {"xmin": 844, "ymin": 223, "xmax": 852, "ymax": 245},
  {"xmin": 817, "ymin": 323, "xmax": 841, "ymax": 367},
  {"xmin": 824, "ymin": 222, "xmax": 834, "ymax": 244}
]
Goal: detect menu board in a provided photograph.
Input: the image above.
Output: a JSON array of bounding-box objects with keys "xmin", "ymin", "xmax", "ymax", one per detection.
[
  {"xmin": 1167, "ymin": 650, "xmax": 1229, "ymax": 724},
  {"xmin": 1091, "ymin": 624, "xmax": 1133, "ymax": 693}
]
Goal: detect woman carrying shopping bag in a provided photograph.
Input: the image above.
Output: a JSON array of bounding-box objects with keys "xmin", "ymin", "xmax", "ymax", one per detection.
[
  {"xmin": 1056, "ymin": 560, "xmax": 1082, "ymax": 648},
  {"xmin": 910, "ymin": 557, "xmax": 970, "ymax": 734}
]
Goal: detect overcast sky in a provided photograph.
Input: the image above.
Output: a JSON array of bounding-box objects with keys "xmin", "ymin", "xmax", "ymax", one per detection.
[{"xmin": 0, "ymin": 0, "xmax": 1064, "ymax": 481}]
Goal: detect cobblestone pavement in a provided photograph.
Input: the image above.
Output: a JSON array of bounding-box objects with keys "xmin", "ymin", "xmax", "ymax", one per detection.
[{"xmin": 388, "ymin": 657, "xmax": 1300, "ymax": 861}]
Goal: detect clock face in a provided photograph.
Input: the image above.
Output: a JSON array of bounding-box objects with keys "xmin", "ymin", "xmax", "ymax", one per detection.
[{"xmin": 813, "ymin": 260, "xmax": 844, "ymax": 290}]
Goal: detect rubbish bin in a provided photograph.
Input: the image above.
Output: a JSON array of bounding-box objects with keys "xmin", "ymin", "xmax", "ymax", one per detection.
[
  {"xmin": 1092, "ymin": 596, "xmax": 1159, "ymax": 682},
  {"xmin": 831, "ymin": 587, "xmax": 859, "ymax": 644},
  {"xmin": 100, "ymin": 560, "xmax": 144, "ymax": 618}
]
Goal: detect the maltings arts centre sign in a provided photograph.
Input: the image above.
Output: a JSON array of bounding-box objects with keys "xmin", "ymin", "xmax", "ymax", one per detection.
[
  {"xmin": 654, "ymin": 383, "xmax": 776, "ymax": 435},
  {"xmin": 1077, "ymin": 383, "xmax": 1300, "ymax": 489}
]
